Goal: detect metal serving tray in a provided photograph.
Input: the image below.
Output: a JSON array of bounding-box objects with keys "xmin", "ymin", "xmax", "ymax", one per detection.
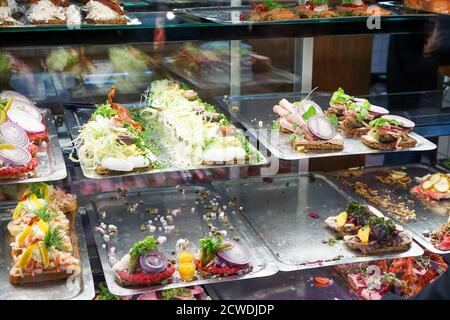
[
  {"xmin": 64, "ymin": 106, "xmax": 267, "ymax": 180},
  {"xmin": 328, "ymin": 164, "xmax": 450, "ymax": 254},
  {"xmin": 0, "ymin": 204, "xmax": 95, "ymax": 300},
  {"xmin": 205, "ymin": 267, "xmax": 356, "ymax": 300},
  {"xmin": 179, "ymin": 4, "xmax": 433, "ymax": 25},
  {"xmin": 219, "ymin": 93, "xmax": 436, "ymax": 160},
  {"xmin": 212, "ymin": 174, "xmax": 423, "ymax": 272},
  {"xmin": 0, "ymin": 109, "xmax": 67, "ymax": 185},
  {"xmin": 85, "ymin": 185, "xmax": 278, "ymax": 296}
]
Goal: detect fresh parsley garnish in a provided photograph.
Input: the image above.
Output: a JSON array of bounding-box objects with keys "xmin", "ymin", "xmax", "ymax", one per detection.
[
  {"xmin": 129, "ymin": 236, "xmax": 159, "ymax": 257},
  {"xmin": 92, "ymin": 104, "xmax": 117, "ymax": 118}
]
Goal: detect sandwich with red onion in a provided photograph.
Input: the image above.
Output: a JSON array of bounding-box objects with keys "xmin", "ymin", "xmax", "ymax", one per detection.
[
  {"xmin": 335, "ymin": 0, "xmax": 391, "ymax": 16},
  {"xmin": 360, "ymin": 115, "xmax": 417, "ymax": 150},
  {"xmin": 273, "ymin": 98, "xmax": 344, "ymax": 151},
  {"xmin": 296, "ymin": 0, "xmax": 337, "ymax": 18},
  {"xmin": 195, "ymin": 236, "xmax": 251, "ymax": 278},
  {"xmin": 113, "ymin": 236, "xmax": 175, "ymax": 286}
]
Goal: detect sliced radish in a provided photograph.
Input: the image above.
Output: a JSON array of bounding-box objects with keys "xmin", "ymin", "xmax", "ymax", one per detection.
[
  {"xmin": 307, "ymin": 116, "xmax": 336, "ymax": 140},
  {"xmin": 7, "ymin": 108, "xmax": 45, "ymax": 133},
  {"xmin": 382, "ymin": 115, "xmax": 415, "ymax": 129},
  {"xmin": 369, "ymin": 105, "xmax": 389, "ymax": 115}
]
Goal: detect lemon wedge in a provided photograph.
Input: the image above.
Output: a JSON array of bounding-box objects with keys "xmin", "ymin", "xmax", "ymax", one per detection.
[
  {"xmin": 17, "ymin": 225, "xmax": 32, "ymax": 246},
  {"xmin": 0, "ymin": 143, "xmax": 15, "ymax": 150},
  {"xmin": 434, "ymin": 177, "xmax": 449, "ymax": 193},
  {"xmin": 336, "ymin": 211, "xmax": 348, "ymax": 227},
  {"xmin": 38, "ymin": 220, "xmax": 48, "ymax": 233},
  {"xmin": 29, "ymin": 194, "xmax": 43, "ymax": 210},
  {"xmin": 18, "ymin": 243, "xmax": 37, "ymax": 270},
  {"xmin": 12, "ymin": 201, "xmax": 24, "ymax": 220},
  {"xmin": 0, "ymin": 109, "xmax": 6, "ymax": 124},
  {"xmin": 4, "ymin": 97, "xmax": 13, "ymax": 113},
  {"xmin": 38, "ymin": 241, "xmax": 49, "ymax": 268},
  {"xmin": 423, "ymin": 173, "xmax": 441, "ymax": 190},
  {"xmin": 357, "ymin": 226, "xmax": 370, "ymax": 244}
]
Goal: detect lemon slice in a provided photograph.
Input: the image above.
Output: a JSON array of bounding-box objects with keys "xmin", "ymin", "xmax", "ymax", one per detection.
[
  {"xmin": 0, "ymin": 109, "xmax": 6, "ymax": 124},
  {"xmin": 422, "ymin": 173, "xmax": 441, "ymax": 190},
  {"xmin": 38, "ymin": 241, "xmax": 49, "ymax": 268},
  {"xmin": 357, "ymin": 226, "xmax": 370, "ymax": 244},
  {"xmin": 0, "ymin": 143, "xmax": 15, "ymax": 150},
  {"xmin": 38, "ymin": 220, "xmax": 48, "ymax": 233},
  {"xmin": 336, "ymin": 211, "xmax": 348, "ymax": 227},
  {"xmin": 12, "ymin": 201, "xmax": 24, "ymax": 220},
  {"xmin": 18, "ymin": 243, "xmax": 37, "ymax": 269},
  {"xmin": 434, "ymin": 177, "xmax": 449, "ymax": 193},
  {"xmin": 4, "ymin": 97, "xmax": 14, "ymax": 113},
  {"xmin": 28, "ymin": 194, "xmax": 43, "ymax": 210},
  {"xmin": 17, "ymin": 225, "xmax": 32, "ymax": 246}
]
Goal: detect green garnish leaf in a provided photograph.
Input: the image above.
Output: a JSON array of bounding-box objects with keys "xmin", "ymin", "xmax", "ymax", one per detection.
[
  {"xmin": 179, "ymin": 83, "xmax": 190, "ymax": 90},
  {"xmin": 199, "ymin": 236, "xmax": 224, "ymax": 266},
  {"xmin": 263, "ymin": 0, "xmax": 284, "ymax": 10},
  {"xmin": 92, "ymin": 104, "xmax": 117, "ymax": 118},
  {"xmin": 272, "ymin": 120, "xmax": 281, "ymax": 130},
  {"xmin": 369, "ymin": 118, "xmax": 402, "ymax": 128},
  {"xmin": 330, "ymin": 87, "xmax": 353, "ymax": 105},
  {"xmin": 302, "ymin": 105, "xmax": 317, "ymax": 121},
  {"xmin": 44, "ymin": 226, "xmax": 65, "ymax": 251},
  {"xmin": 328, "ymin": 113, "xmax": 339, "ymax": 127},
  {"xmin": 341, "ymin": 0, "xmax": 355, "ymax": 5},
  {"xmin": 26, "ymin": 182, "xmax": 48, "ymax": 199},
  {"xmin": 309, "ymin": 0, "xmax": 327, "ymax": 5},
  {"xmin": 129, "ymin": 236, "xmax": 159, "ymax": 257},
  {"xmin": 161, "ymin": 288, "xmax": 192, "ymax": 300}
]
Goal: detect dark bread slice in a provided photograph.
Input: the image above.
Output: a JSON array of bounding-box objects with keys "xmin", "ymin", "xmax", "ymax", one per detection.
[
  {"xmin": 360, "ymin": 134, "xmax": 417, "ymax": 150},
  {"xmin": 32, "ymin": 19, "xmax": 67, "ymax": 25},
  {"xmin": 85, "ymin": 17, "xmax": 127, "ymax": 25},
  {"xmin": 95, "ymin": 164, "xmax": 153, "ymax": 175},
  {"xmin": 343, "ymin": 231, "xmax": 413, "ymax": 255},
  {"xmin": 0, "ymin": 171, "xmax": 35, "ymax": 180},
  {"xmin": 291, "ymin": 138, "xmax": 344, "ymax": 151}
]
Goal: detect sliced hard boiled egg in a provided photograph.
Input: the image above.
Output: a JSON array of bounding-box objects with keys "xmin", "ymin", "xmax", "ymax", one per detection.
[{"xmin": 101, "ymin": 157, "xmax": 134, "ymax": 172}]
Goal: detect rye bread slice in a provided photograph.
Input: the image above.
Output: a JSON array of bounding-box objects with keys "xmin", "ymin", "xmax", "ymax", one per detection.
[
  {"xmin": 360, "ymin": 134, "xmax": 417, "ymax": 150},
  {"xmin": 0, "ymin": 171, "xmax": 35, "ymax": 180},
  {"xmin": 85, "ymin": 16, "xmax": 127, "ymax": 25},
  {"xmin": 343, "ymin": 231, "xmax": 413, "ymax": 255},
  {"xmin": 31, "ymin": 19, "xmax": 67, "ymax": 25},
  {"xmin": 291, "ymin": 138, "xmax": 344, "ymax": 151}
]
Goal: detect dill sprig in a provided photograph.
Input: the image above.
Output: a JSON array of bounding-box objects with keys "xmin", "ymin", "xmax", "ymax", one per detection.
[
  {"xmin": 34, "ymin": 206, "xmax": 57, "ymax": 223},
  {"xmin": 44, "ymin": 226, "xmax": 65, "ymax": 250}
]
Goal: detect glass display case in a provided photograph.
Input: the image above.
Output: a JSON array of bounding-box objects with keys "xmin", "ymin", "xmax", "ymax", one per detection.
[{"xmin": 1, "ymin": 0, "xmax": 449, "ymax": 301}]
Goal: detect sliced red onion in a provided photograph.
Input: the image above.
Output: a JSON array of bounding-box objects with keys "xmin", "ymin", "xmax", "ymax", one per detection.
[
  {"xmin": 297, "ymin": 100, "xmax": 323, "ymax": 116},
  {"xmin": 138, "ymin": 250, "xmax": 168, "ymax": 274},
  {"xmin": 307, "ymin": 116, "xmax": 336, "ymax": 140},
  {"xmin": 216, "ymin": 240, "xmax": 250, "ymax": 266},
  {"xmin": 7, "ymin": 107, "xmax": 45, "ymax": 133},
  {"xmin": 0, "ymin": 122, "xmax": 29, "ymax": 147},
  {"xmin": 189, "ymin": 286, "xmax": 204, "ymax": 295},
  {"xmin": 382, "ymin": 115, "xmax": 415, "ymax": 129},
  {"xmin": 369, "ymin": 105, "xmax": 389, "ymax": 115},
  {"xmin": 136, "ymin": 292, "xmax": 159, "ymax": 300},
  {"xmin": 0, "ymin": 144, "xmax": 31, "ymax": 166}
]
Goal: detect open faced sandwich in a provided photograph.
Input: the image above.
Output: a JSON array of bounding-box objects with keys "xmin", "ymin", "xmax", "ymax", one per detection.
[
  {"xmin": 430, "ymin": 219, "xmax": 450, "ymax": 251},
  {"xmin": 411, "ymin": 172, "xmax": 450, "ymax": 201},
  {"xmin": 296, "ymin": 0, "xmax": 337, "ymax": 18},
  {"xmin": 326, "ymin": 201, "xmax": 412, "ymax": 255},
  {"xmin": 335, "ymin": 0, "xmax": 391, "ymax": 16},
  {"xmin": 9, "ymin": 183, "xmax": 80, "ymax": 285},
  {"xmin": 83, "ymin": 0, "xmax": 127, "ymax": 25},
  {"xmin": 272, "ymin": 98, "xmax": 343, "ymax": 152},
  {"xmin": 361, "ymin": 115, "xmax": 417, "ymax": 150},
  {"xmin": 113, "ymin": 236, "xmax": 175, "ymax": 286},
  {"xmin": 195, "ymin": 236, "xmax": 251, "ymax": 278}
]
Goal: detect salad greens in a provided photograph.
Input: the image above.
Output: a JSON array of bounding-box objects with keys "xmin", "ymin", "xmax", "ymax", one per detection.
[
  {"xmin": 92, "ymin": 104, "xmax": 117, "ymax": 119},
  {"xmin": 199, "ymin": 236, "xmax": 227, "ymax": 266},
  {"xmin": 129, "ymin": 236, "xmax": 159, "ymax": 257},
  {"xmin": 331, "ymin": 87, "xmax": 353, "ymax": 105},
  {"xmin": 96, "ymin": 283, "xmax": 120, "ymax": 300},
  {"xmin": 369, "ymin": 118, "xmax": 402, "ymax": 128},
  {"xmin": 262, "ymin": 0, "xmax": 284, "ymax": 10},
  {"xmin": 162, "ymin": 288, "xmax": 192, "ymax": 300}
]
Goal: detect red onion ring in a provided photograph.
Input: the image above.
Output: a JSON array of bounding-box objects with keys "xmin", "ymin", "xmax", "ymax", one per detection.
[
  {"xmin": 307, "ymin": 115, "xmax": 336, "ymax": 140},
  {"xmin": 7, "ymin": 107, "xmax": 45, "ymax": 133},
  {"xmin": 0, "ymin": 122, "xmax": 29, "ymax": 147},
  {"xmin": 138, "ymin": 250, "xmax": 168, "ymax": 274},
  {"xmin": 0, "ymin": 144, "xmax": 32, "ymax": 167},
  {"xmin": 216, "ymin": 240, "xmax": 250, "ymax": 266}
]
